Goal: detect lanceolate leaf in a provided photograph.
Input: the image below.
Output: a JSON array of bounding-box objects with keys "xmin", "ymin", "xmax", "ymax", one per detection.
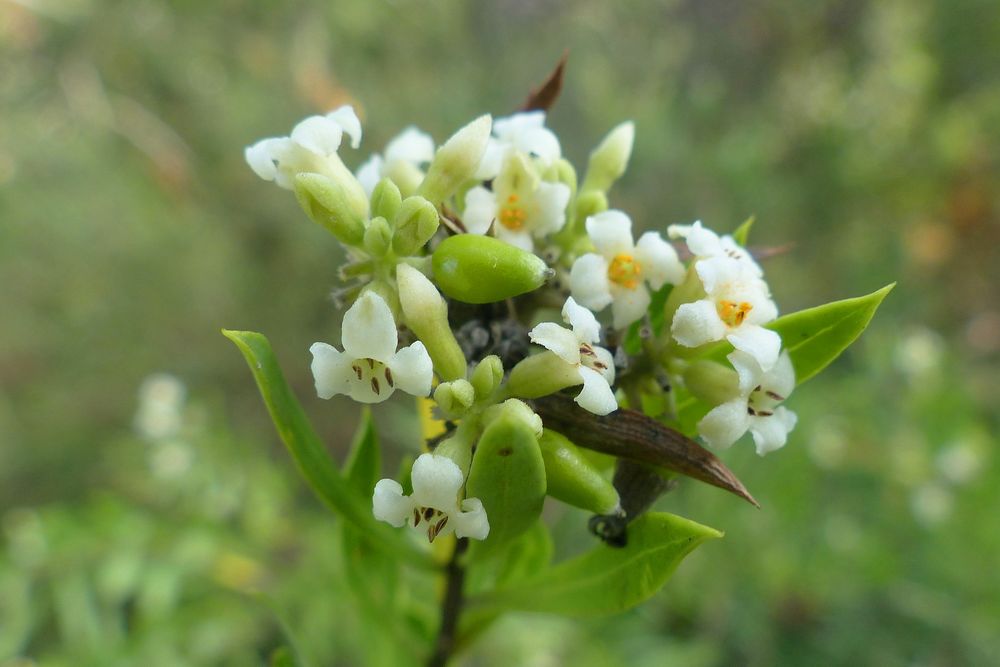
[
  {"xmin": 469, "ymin": 512, "xmax": 721, "ymax": 617},
  {"xmin": 770, "ymin": 283, "xmax": 895, "ymax": 385},
  {"xmin": 222, "ymin": 329, "xmax": 433, "ymax": 569},
  {"xmin": 519, "ymin": 51, "xmax": 568, "ymax": 112}
]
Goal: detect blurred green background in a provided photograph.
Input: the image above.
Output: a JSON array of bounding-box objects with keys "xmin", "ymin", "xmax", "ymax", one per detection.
[{"xmin": 2, "ymin": 0, "xmax": 998, "ymax": 665}]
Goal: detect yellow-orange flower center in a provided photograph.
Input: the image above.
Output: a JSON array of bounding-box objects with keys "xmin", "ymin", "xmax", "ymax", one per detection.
[
  {"xmin": 498, "ymin": 193, "xmax": 526, "ymax": 231},
  {"xmin": 607, "ymin": 253, "xmax": 642, "ymax": 289},
  {"xmin": 718, "ymin": 300, "xmax": 753, "ymax": 327}
]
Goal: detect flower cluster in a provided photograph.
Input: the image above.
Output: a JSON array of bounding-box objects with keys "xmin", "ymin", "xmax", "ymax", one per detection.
[{"xmin": 244, "ymin": 104, "xmax": 801, "ymax": 545}]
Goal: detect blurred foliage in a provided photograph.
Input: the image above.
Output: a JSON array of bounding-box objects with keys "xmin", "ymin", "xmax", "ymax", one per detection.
[{"xmin": 1, "ymin": 0, "xmax": 998, "ymax": 665}]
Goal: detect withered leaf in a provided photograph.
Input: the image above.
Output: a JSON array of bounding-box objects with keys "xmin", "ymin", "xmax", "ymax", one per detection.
[
  {"xmin": 533, "ymin": 394, "xmax": 759, "ymax": 507},
  {"xmin": 519, "ymin": 51, "xmax": 569, "ymax": 113}
]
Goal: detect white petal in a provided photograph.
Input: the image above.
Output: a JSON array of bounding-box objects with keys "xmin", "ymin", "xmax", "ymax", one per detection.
[
  {"xmin": 743, "ymin": 290, "xmax": 778, "ymax": 325},
  {"xmin": 668, "ymin": 220, "xmax": 722, "ymax": 258},
  {"xmin": 453, "ymin": 497, "xmax": 490, "ymax": 540},
  {"xmin": 387, "ymin": 341, "xmax": 434, "ymax": 397},
  {"xmin": 529, "ymin": 322, "xmax": 581, "ymax": 365},
  {"xmin": 634, "ymin": 232, "xmax": 685, "ymax": 289},
  {"xmin": 562, "ymin": 296, "xmax": 601, "ymax": 344},
  {"xmin": 695, "ymin": 256, "xmax": 744, "ymax": 296},
  {"xmin": 517, "ymin": 125, "xmax": 561, "ymax": 163},
  {"xmin": 586, "ymin": 210, "xmax": 634, "ymax": 258},
  {"xmin": 728, "ymin": 349, "xmax": 765, "ymax": 396},
  {"xmin": 341, "ymin": 292, "xmax": 399, "ymax": 362},
  {"xmin": 726, "ymin": 325, "xmax": 780, "ymax": 372},
  {"xmin": 326, "ymin": 105, "xmax": 363, "ymax": 149},
  {"xmin": 411, "ymin": 453, "xmax": 464, "ymax": 512},
  {"xmin": 749, "ymin": 406, "xmax": 797, "ymax": 455},
  {"xmin": 355, "ymin": 154, "xmax": 383, "ymax": 197},
  {"xmin": 531, "ymin": 181, "xmax": 570, "ymax": 237},
  {"xmin": 290, "ymin": 115, "xmax": 344, "ymax": 156},
  {"xmin": 610, "ymin": 284, "xmax": 651, "ymax": 329},
  {"xmin": 462, "ymin": 186, "xmax": 496, "ymax": 235},
  {"xmin": 671, "ymin": 300, "xmax": 726, "ymax": 348},
  {"xmin": 698, "ymin": 400, "xmax": 751, "ymax": 449},
  {"xmin": 244, "ymin": 138, "xmax": 283, "ymax": 181},
  {"xmin": 384, "ymin": 126, "xmax": 434, "ymax": 165},
  {"xmin": 592, "ymin": 345, "xmax": 616, "ymax": 384},
  {"xmin": 719, "ymin": 235, "xmax": 763, "ymax": 276},
  {"xmin": 309, "ymin": 342, "xmax": 353, "ymax": 399},
  {"xmin": 495, "ymin": 225, "xmax": 534, "ymax": 251},
  {"xmin": 575, "ymin": 366, "xmax": 618, "ymax": 415},
  {"xmin": 372, "ymin": 479, "xmax": 412, "ymax": 527},
  {"xmin": 569, "ymin": 254, "xmax": 613, "ymax": 312},
  {"xmin": 474, "ymin": 138, "xmax": 505, "ymax": 180},
  {"xmin": 768, "ymin": 351, "xmax": 796, "ymax": 399}
]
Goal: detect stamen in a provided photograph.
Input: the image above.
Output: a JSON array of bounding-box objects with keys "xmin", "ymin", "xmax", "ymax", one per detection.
[
  {"xmin": 579, "ymin": 344, "xmax": 594, "ymax": 356},
  {"xmin": 371, "ymin": 377, "xmax": 380, "ymax": 395},
  {"xmin": 366, "ymin": 358, "xmax": 375, "ymax": 369},
  {"xmin": 592, "ymin": 361, "xmax": 607, "ymax": 370},
  {"xmin": 747, "ymin": 406, "xmax": 757, "ymax": 416},
  {"xmin": 423, "ymin": 507, "xmax": 435, "ymax": 521},
  {"xmin": 607, "ymin": 253, "xmax": 642, "ymax": 289},
  {"xmin": 384, "ymin": 367, "xmax": 394, "ymax": 387},
  {"xmin": 756, "ymin": 410, "xmax": 774, "ymax": 417},
  {"xmin": 352, "ymin": 364, "xmax": 363, "ymax": 380},
  {"xmin": 718, "ymin": 300, "xmax": 753, "ymax": 327},
  {"xmin": 413, "ymin": 508, "xmax": 422, "ymax": 526},
  {"xmin": 766, "ymin": 390, "xmax": 784, "ymax": 401}
]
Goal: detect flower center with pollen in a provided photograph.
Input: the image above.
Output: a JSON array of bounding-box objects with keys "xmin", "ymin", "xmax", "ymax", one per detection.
[
  {"xmin": 412, "ymin": 505, "xmax": 449, "ymax": 542},
  {"xmin": 350, "ymin": 357, "xmax": 395, "ymax": 397},
  {"xmin": 717, "ymin": 300, "xmax": 753, "ymax": 327},
  {"xmin": 607, "ymin": 253, "xmax": 642, "ymax": 289},
  {"xmin": 498, "ymin": 193, "xmax": 526, "ymax": 231}
]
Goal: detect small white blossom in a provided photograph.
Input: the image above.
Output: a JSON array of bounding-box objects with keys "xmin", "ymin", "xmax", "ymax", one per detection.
[
  {"xmin": 671, "ymin": 254, "xmax": 781, "ymax": 371},
  {"xmin": 245, "ymin": 105, "xmax": 362, "ymax": 189},
  {"xmin": 668, "ymin": 220, "xmax": 762, "ymax": 276},
  {"xmin": 698, "ymin": 350, "xmax": 797, "ymax": 455},
  {"xmin": 355, "ymin": 126, "xmax": 435, "ymax": 196},
  {"xmin": 475, "ymin": 111, "xmax": 562, "ymax": 180},
  {"xmin": 310, "ymin": 292, "xmax": 433, "ymax": 403},
  {"xmin": 570, "ymin": 210, "xmax": 685, "ymax": 329},
  {"xmin": 528, "ymin": 297, "xmax": 617, "ymax": 415},
  {"xmin": 463, "ymin": 152, "xmax": 570, "ymax": 251},
  {"xmin": 373, "ymin": 453, "xmax": 489, "ymax": 542}
]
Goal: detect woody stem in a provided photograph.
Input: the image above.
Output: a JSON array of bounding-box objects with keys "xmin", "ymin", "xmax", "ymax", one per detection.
[{"xmin": 426, "ymin": 537, "xmax": 469, "ymax": 667}]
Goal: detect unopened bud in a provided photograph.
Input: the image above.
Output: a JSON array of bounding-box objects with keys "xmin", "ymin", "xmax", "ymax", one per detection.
[
  {"xmin": 363, "ymin": 216, "xmax": 393, "ymax": 257},
  {"xmin": 581, "ymin": 121, "xmax": 635, "ymax": 193},
  {"xmin": 506, "ymin": 352, "xmax": 582, "ymax": 402},
  {"xmin": 433, "ymin": 379, "xmax": 475, "ymax": 417},
  {"xmin": 574, "ymin": 189, "xmax": 609, "ymax": 227},
  {"xmin": 432, "ymin": 234, "xmax": 551, "ymax": 304},
  {"xmin": 391, "ymin": 196, "xmax": 440, "ymax": 256},
  {"xmin": 293, "ymin": 173, "xmax": 365, "ymax": 245},
  {"xmin": 481, "ymin": 398, "xmax": 543, "ymax": 437},
  {"xmin": 539, "ymin": 429, "xmax": 621, "ymax": 515},
  {"xmin": 418, "ymin": 114, "xmax": 492, "ymax": 204},
  {"xmin": 470, "ymin": 355, "xmax": 504, "ymax": 401},
  {"xmin": 396, "ymin": 263, "xmax": 467, "ymax": 381},
  {"xmin": 683, "ymin": 360, "xmax": 740, "ymax": 407},
  {"xmin": 370, "ymin": 177, "xmax": 402, "ymax": 221}
]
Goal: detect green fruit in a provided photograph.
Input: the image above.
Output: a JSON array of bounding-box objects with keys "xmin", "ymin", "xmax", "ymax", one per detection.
[
  {"xmin": 432, "ymin": 235, "xmax": 550, "ymax": 303},
  {"xmin": 539, "ymin": 429, "xmax": 621, "ymax": 515}
]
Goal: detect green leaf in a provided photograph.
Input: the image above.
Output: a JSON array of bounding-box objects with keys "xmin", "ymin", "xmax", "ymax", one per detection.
[
  {"xmin": 344, "ymin": 408, "xmax": 380, "ymax": 496},
  {"xmin": 732, "ymin": 215, "xmax": 755, "ymax": 246},
  {"xmin": 470, "ymin": 512, "xmax": 721, "ymax": 617},
  {"xmin": 221, "ymin": 329, "xmax": 434, "ymax": 569},
  {"xmin": 465, "ymin": 415, "xmax": 546, "ymax": 553},
  {"xmin": 771, "ymin": 283, "xmax": 894, "ymax": 385}
]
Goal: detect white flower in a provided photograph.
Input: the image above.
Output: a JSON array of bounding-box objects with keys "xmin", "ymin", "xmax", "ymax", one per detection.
[
  {"xmin": 355, "ymin": 126, "xmax": 435, "ymax": 196},
  {"xmin": 528, "ymin": 297, "xmax": 617, "ymax": 415},
  {"xmin": 245, "ymin": 105, "xmax": 362, "ymax": 189},
  {"xmin": 463, "ymin": 152, "xmax": 570, "ymax": 251},
  {"xmin": 671, "ymin": 254, "xmax": 781, "ymax": 370},
  {"xmin": 475, "ymin": 111, "xmax": 562, "ymax": 180},
  {"xmin": 373, "ymin": 453, "xmax": 489, "ymax": 542},
  {"xmin": 570, "ymin": 210, "xmax": 685, "ymax": 329},
  {"xmin": 668, "ymin": 220, "xmax": 762, "ymax": 276},
  {"xmin": 698, "ymin": 350, "xmax": 797, "ymax": 455},
  {"xmin": 309, "ymin": 291, "xmax": 433, "ymax": 403}
]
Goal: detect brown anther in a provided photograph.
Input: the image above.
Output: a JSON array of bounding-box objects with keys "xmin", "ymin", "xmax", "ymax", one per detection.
[
  {"xmin": 747, "ymin": 406, "xmax": 757, "ymax": 416},
  {"xmin": 579, "ymin": 344, "xmax": 594, "ymax": 356},
  {"xmin": 371, "ymin": 377, "xmax": 380, "ymax": 394},
  {"xmin": 435, "ymin": 516, "xmax": 448, "ymax": 534},
  {"xmin": 423, "ymin": 507, "xmax": 435, "ymax": 521},
  {"xmin": 413, "ymin": 508, "xmax": 422, "ymax": 526},
  {"xmin": 384, "ymin": 366, "xmax": 394, "ymax": 387},
  {"xmin": 367, "ymin": 358, "xmax": 375, "ymax": 369},
  {"xmin": 757, "ymin": 410, "xmax": 774, "ymax": 417},
  {"xmin": 766, "ymin": 391, "xmax": 784, "ymax": 401},
  {"xmin": 353, "ymin": 364, "xmax": 363, "ymax": 380},
  {"xmin": 754, "ymin": 385, "xmax": 762, "ymax": 392},
  {"xmin": 592, "ymin": 361, "xmax": 607, "ymax": 370}
]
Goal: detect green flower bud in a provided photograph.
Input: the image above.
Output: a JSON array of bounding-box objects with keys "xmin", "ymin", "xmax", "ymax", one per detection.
[
  {"xmin": 293, "ymin": 172, "xmax": 365, "ymax": 245},
  {"xmin": 382, "ymin": 159, "xmax": 425, "ymax": 198},
  {"xmin": 391, "ymin": 196, "xmax": 440, "ymax": 256},
  {"xmin": 683, "ymin": 360, "xmax": 740, "ymax": 407},
  {"xmin": 418, "ymin": 114, "xmax": 492, "ymax": 204},
  {"xmin": 506, "ymin": 351, "xmax": 582, "ymax": 400},
  {"xmin": 363, "ymin": 216, "xmax": 393, "ymax": 257},
  {"xmin": 539, "ymin": 429, "xmax": 621, "ymax": 515},
  {"xmin": 470, "ymin": 355, "xmax": 504, "ymax": 401},
  {"xmin": 370, "ymin": 177, "xmax": 402, "ymax": 221},
  {"xmin": 466, "ymin": 412, "xmax": 546, "ymax": 550},
  {"xmin": 550, "ymin": 157, "xmax": 578, "ymax": 198},
  {"xmin": 481, "ymin": 398, "xmax": 543, "ymax": 437},
  {"xmin": 395, "ymin": 263, "xmax": 467, "ymax": 381},
  {"xmin": 433, "ymin": 379, "xmax": 476, "ymax": 417},
  {"xmin": 432, "ymin": 235, "xmax": 551, "ymax": 304},
  {"xmin": 574, "ymin": 189, "xmax": 609, "ymax": 226},
  {"xmin": 362, "ymin": 279, "xmax": 400, "ymax": 319},
  {"xmin": 581, "ymin": 121, "xmax": 635, "ymax": 193}
]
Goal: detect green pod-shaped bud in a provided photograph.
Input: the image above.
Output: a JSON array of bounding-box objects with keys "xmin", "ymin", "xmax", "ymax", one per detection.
[
  {"xmin": 506, "ymin": 351, "xmax": 581, "ymax": 400},
  {"xmin": 363, "ymin": 216, "xmax": 393, "ymax": 257},
  {"xmin": 433, "ymin": 379, "xmax": 475, "ymax": 417},
  {"xmin": 370, "ymin": 177, "xmax": 402, "ymax": 221},
  {"xmin": 470, "ymin": 355, "xmax": 503, "ymax": 401},
  {"xmin": 539, "ymin": 429, "xmax": 621, "ymax": 515},
  {"xmin": 294, "ymin": 172, "xmax": 366, "ymax": 245},
  {"xmin": 395, "ymin": 263, "xmax": 467, "ymax": 381},
  {"xmin": 432, "ymin": 235, "xmax": 551, "ymax": 304},
  {"xmin": 683, "ymin": 359, "xmax": 740, "ymax": 407},
  {"xmin": 581, "ymin": 121, "xmax": 635, "ymax": 193},
  {"xmin": 392, "ymin": 196, "xmax": 440, "ymax": 256},
  {"xmin": 418, "ymin": 114, "xmax": 492, "ymax": 204},
  {"xmin": 466, "ymin": 412, "xmax": 546, "ymax": 551},
  {"xmin": 480, "ymin": 398, "xmax": 543, "ymax": 437}
]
